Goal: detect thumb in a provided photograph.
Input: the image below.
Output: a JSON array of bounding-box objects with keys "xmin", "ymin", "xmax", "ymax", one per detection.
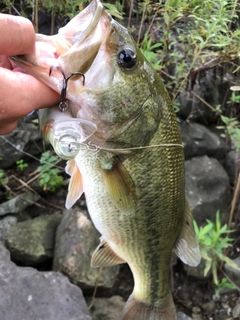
[{"xmin": 0, "ymin": 14, "xmax": 35, "ymax": 56}]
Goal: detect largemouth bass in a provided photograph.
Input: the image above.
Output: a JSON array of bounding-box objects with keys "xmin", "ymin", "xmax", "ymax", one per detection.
[{"xmin": 12, "ymin": 1, "xmax": 201, "ymax": 319}]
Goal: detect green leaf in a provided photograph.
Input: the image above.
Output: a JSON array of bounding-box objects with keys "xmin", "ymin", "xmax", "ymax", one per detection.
[
  {"xmin": 204, "ymin": 260, "xmax": 212, "ymax": 276},
  {"xmin": 223, "ymin": 256, "xmax": 240, "ymax": 270},
  {"xmin": 212, "ymin": 262, "xmax": 219, "ymax": 285},
  {"xmin": 103, "ymin": 3, "xmax": 123, "ymax": 20}
]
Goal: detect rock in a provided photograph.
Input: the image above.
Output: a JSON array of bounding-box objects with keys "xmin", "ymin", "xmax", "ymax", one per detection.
[
  {"xmin": 224, "ymin": 255, "xmax": 240, "ymax": 287},
  {"xmin": 202, "ymin": 300, "xmax": 215, "ymax": 314},
  {"xmin": 185, "ymin": 156, "xmax": 231, "ymax": 226},
  {"xmin": 22, "ymin": 122, "xmax": 43, "ymax": 156},
  {"xmin": 225, "ymin": 150, "xmax": 240, "ymax": 182},
  {"xmin": 5, "ymin": 212, "xmax": 62, "ymax": 265},
  {"xmin": 180, "ymin": 121, "xmax": 228, "ymax": 159},
  {"xmin": 232, "ymin": 301, "xmax": 240, "ymax": 318},
  {"xmin": 171, "ymin": 252, "xmax": 178, "ymax": 266},
  {"xmin": 0, "ymin": 192, "xmax": 40, "ymax": 216},
  {"xmin": 0, "ymin": 245, "xmax": 92, "ymax": 320},
  {"xmin": 0, "ymin": 215, "xmax": 17, "ymax": 243},
  {"xmin": 177, "ymin": 311, "xmax": 192, "ymax": 320},
  {"xmin": 191, "ymin": 314, "xmax": 204, "ymax": 320},
  {"xmin": 87, "ymin": 282, "xmax": 190, "ymax": 320},
  {"xmin": 177, "ymin": 68, "xmax": 231, "ymax": 124},
  {"xmin": 87, "ymin": 296, "xmax": 125, "ymax": 320},
  {"xmin": 53, "ymin": 209, "xmax": 120, "ymax": 289},
  {"xmin": 185, "ymin": 259, "xmax": 210, "ymax": 280},
  {"xmin": 0, "ymin": 122, "xmax": 32, "ymax": 169}
]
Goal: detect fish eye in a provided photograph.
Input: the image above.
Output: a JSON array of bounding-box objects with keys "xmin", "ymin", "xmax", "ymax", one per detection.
[{"xmin": 117, "ymin": 48, "xmax": 137, "ymax": 69}]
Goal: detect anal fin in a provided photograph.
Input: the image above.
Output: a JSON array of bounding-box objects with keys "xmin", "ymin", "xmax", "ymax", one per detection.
[
  {"xmin": 65, "ymin": 159, "xmax": 83, "ymax": 209},
  {"xmin": 91, "ymin": 238, "xmax": 125, "ymax": 268},
  {"xmin": 174, "ymin": 200, "xmax": 201, "ymax": 267}
]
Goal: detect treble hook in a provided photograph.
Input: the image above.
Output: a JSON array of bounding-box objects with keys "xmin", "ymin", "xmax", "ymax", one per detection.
[{"xmin": 49, "ymin": 66, "xmax": 85, "ymax": 112}]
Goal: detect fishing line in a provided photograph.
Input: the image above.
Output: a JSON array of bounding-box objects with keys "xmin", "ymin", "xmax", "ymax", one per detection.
[
  {"xmin": 50, "ymin": 118, "xmax": 183, "ymax": 159},
  {"xmin": 66, "ymin": 140, "xmax": 184, "ymax": 156},
  {"xmin": 97, "ymin": 143, "xmax": 184, "ymax": 153}
]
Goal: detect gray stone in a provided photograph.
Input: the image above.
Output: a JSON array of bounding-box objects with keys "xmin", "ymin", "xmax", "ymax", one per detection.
[
  {"xmin": 22, "ymin": 122, "xmax": 43, "ymax": 156},
  {"xmin": 0, "ymin": 192, "xmax": 40, "ymax": 216},
  {"xmin": 88, "ymin": 297, "xmax": 195, "ymax": 320},
  {"xmin": 180, "ymin": 121, "xmax": 228, "ymax": 159},
  {"xmin": 232, "ymin": 302, "xmax": 240, "ymax": 318},
  {"xmin": 87, "ymin": 296, "xmax": 125, "ymax": 320},
  {"xmin": 0, "ymin": 123, "xmax": 32, "ymax": 169},
  {"xmin": 5, "ymin": 212, "xmax": 62, "ymax": 265},
  {"xmin": 225, "ymin": 150, "xmax": 240, "ymax": 182},
  {"xmin": 185, "ymin": 156, "xmax": 231, "ymax": 226},
  {"xmin": 177, "ymin": 311, "xmax": 192, "ymax": 320},
  {"xmin": 0, "ymin": 245, "xmax": 92, "ymax": 320},
  {"xmin": 53, "ymin": 209, "xmax": 120, "ymax": 289},
  {"xmin": 0, "ymin": 215, "xmax": 17, "ymax": 243},
  {"xmin": 177, "ymin": 68, "xmax": 231, "ymax": 124},
  {"xmin": 202, "ymin": 300, "xmax": 215, "ymax": 314},
  {"xmin": 185, "ymin": 259, "xmax": 210, "ymax": 280},
  {"xmin": 224, "ymin": 255, "xmax": 240, "ymax": 287},
  {"xmin": 191, "ymin": 314, "xmax": 204, "ymax": 320}
]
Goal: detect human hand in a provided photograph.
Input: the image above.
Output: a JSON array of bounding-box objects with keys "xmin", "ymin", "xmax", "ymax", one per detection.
[{"xmin": 0, "ymin": 14, "xmax": 60, "ymax": 135}]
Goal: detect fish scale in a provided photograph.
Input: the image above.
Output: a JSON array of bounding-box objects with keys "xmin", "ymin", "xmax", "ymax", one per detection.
[
  {"xmin": 12, "ymin": 1, "xmax": 201, "ymax": 318},
  {"xmin": 77, "ymin": 136, "xmax": 184, "ymax": 305}
]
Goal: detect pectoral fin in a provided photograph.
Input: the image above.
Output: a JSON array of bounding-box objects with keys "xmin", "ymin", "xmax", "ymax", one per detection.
[
  {"xmin": 65, "ymin": 159, "xmax": 83, "ymax": 209},
  {"xmin": 91, "ymin": 238, "xmax": 125, "ymax": 268},
  {"xmin": 102, "ymin": 159, "xmax": 137, "ymax": 212},
  {"xmin": 174, "ymin": 200, "xmax": 201, "ymax": 267}
]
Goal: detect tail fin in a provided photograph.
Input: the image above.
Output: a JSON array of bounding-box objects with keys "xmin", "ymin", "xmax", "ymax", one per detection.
[{"xmin": 121, "ymin": 293, "xmax": 177, "ymax": 320}]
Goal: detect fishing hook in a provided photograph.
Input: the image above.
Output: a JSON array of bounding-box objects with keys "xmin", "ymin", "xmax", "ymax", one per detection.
[{"xmin": 49, "ymin": 66, "xmax": 85, "ymax": 112}]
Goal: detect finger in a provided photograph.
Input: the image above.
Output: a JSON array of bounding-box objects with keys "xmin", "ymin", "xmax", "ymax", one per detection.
[
  {"xmin": 0, "ymin": 56, "xmax": 12, "ymax": 69},
  {"xmin": 0, "ymin": 120, "xmax": 18, "ymax": 135},
  {"xmin": 0, "ymin": 68, "xmax": 60, "ymax": 122},
  {"xmin": 0, "ymin": 14, "xmax": 35, "ymax": 55}
]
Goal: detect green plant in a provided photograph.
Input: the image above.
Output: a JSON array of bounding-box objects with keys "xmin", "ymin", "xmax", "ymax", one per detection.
[
  {"xmin": 217, "ymin": 92, "xmax": 240, "ymax": 151},
  {"xmin": 16, "ymin": 159, "xmax": 28, "ymax": 171},
  {"xmin": 214, "ymin": 277, "xmax": 236, "ymax": 296},
  {"xmin": 0, "ymin": 169, "xmax": 8, "ymax": 186},
  {"xmin": 228, "ymin": 92, "xmax": 240, "ymax": 104},
  {"xmin": 140, "ymin": 34, "xmax": 162, "ymax": 70},
  {"xmin": 194, "ymin": 211, "xmax": 239, "ymax": 287},
  {"xmin": 103, "ymin": 1, "xmax": 123, "ymax": 20},
  {"xmin": 219, "ymin": 115, "xmax": 240, "ymax": 151},
  {"xmin": 0, "ymin": 157, "xmax": 8, "ymax": 186},
  {"xmin": 132, "ymin": 0, "xmax": 240, "ymax": 101},
  {"xmin": 212, "ymin": 79, "xmax": 240, "ymax": 153},
  {"xmin": 37, "ymin": 151, "xmax": 63, "ymax": 192}
]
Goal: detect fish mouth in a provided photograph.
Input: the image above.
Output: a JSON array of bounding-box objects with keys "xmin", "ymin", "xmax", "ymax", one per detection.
[
  {"xmin": 11, "ymin": 0, "xmax": 113, "ymax": 94},
  {"xmin": 11, "ymin": 0, "xmax": 137, "ymax": 150}
]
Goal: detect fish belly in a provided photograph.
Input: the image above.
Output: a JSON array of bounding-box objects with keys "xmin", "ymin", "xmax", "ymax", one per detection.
[{"xmin": 79, "ymin": 144, "xmax": 184, "ymax": 304}]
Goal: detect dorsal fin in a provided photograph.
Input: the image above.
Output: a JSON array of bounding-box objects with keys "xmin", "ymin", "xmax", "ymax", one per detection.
[
  {"xmin": 91, "ymin": 238, "xmax": 125, "ymax": 268},
  {"xmin": 174, "ymin": 200, "xmax": 201, "ymax": 267},
  {"xmin": 65, "ymin": 159, "xmax": 83, "ymax": 209},
  {"xmin": 101, "ymin": 158, "xmax": 137, "ymax": 212}
]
